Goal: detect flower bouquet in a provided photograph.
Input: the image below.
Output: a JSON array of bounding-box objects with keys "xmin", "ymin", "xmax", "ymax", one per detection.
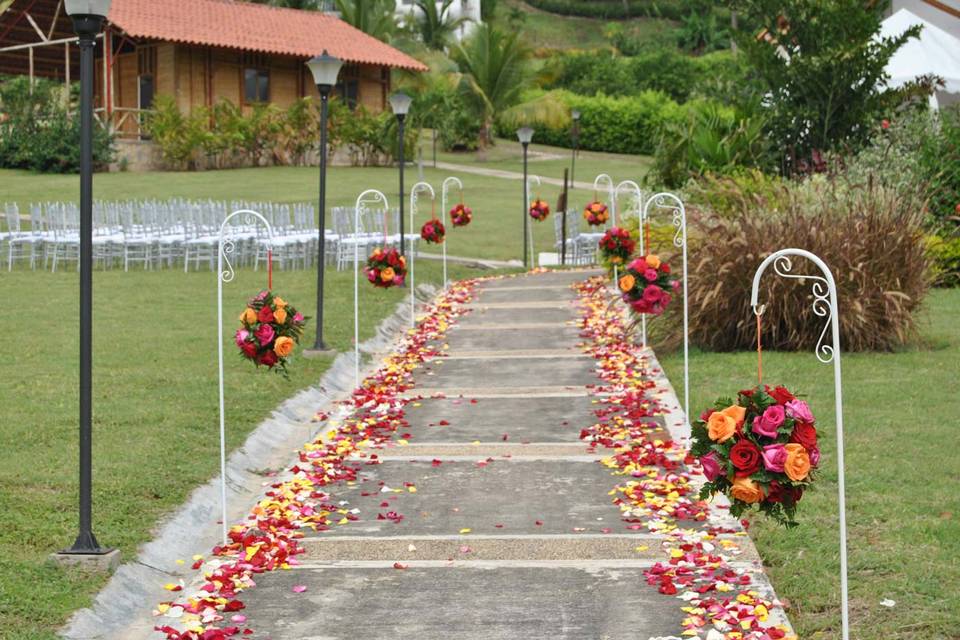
[
  {"xmin": 583, "ymin": 201, "xmax": 609, "ymax": 226},
  {"xmin": 529, "ymin": 199, "xmax": 550, "ymax": 221},
  {"xmin": 450, "ymin": 203, "xmax": 472, "ymax": 227},
  {"xmin": 237, "ymin": 290, "xmax": 308, "ymax": 376},
  {"xmin": 420, "ymin": 218, "xmax": 446, "ymax": 244},
  {"xmin": 365, "ymin": 247, "xmax": 407, "ymax": 289},
  {"xmin": 617, "ymin": 254, "xmax": 679, "ymax": 316},
  {"xmin": 690, "ymin": 385, "xmax": 820, "ymax": 527},
  {"xmin": 598, "ymin": 227, "xmax": 636, "ymax": 267}
]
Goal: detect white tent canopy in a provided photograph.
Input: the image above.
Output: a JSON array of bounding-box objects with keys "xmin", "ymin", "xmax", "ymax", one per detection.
[{"xmin": 879, "ymin": 8, "xmax": 960, "ymax": 105}]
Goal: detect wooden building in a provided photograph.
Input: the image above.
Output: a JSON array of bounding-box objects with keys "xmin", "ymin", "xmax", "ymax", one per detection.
[{"xmin": 0, "ymin": 0, "xmax": 427, "ymax": 137}]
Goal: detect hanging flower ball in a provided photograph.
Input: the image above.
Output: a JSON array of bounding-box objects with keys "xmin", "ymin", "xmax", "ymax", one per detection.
[
  {"xmin": 365, "ymin": 247, "xmax": 407, "ymax": 289},
  {"xmin": 598, "ymin": 227, "xmax": 636, "ymax": 266},
  {"xmin": 583, "ymin": 201, "xmax": 609, "ymax": 226},
  {"xmin": 450, "ymin": 203, "xmax": 473, "ymax": 227},
  {"xmin": 618, "ymin": 254, "xmax": 679, "ymax": 316},
  {"xmin": 236, "ymin": 290, "xmax": 308, "ymax": 377},
  {"xmin": 690, "ymin": 385, "xmax": 820, "ymax": 527},
  {"xmin": 529, "ymin": 199, "xmax": 550, "ymax": 221},
  {"xmin": 420, "ymin": 218, "xmax": 446, "ymax": 244}
]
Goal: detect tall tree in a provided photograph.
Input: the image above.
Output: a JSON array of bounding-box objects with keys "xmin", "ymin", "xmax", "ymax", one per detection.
[
  {"xmin": 728, "ymin": 0, "xmax": 921, "ymax": 172},
  {"xmin": 335, "ymin": 0, "xmax": 398, "ymax": 42},
  {"xmin": 453, "ymin": 23, "xmax": 531, "ymax": 147},
  {"xmin": 411, "ymin": 0, "xmax": 469, "ymax": 51}
]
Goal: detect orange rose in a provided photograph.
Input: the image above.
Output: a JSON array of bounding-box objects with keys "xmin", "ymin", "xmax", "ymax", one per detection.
[
  {"xmin": 273, "ymin": 336, "xmax": 294, "ymax": 358},
  {"xmin": 721, "ymin": 404, "xmax": 747, "ymax": 426},
  {"xmin": 240, "ymin": 308, "xmax": 257, "ymax": 325},
  {"xmin": 273, "ymin": 296, "xmax": 288, "ymax": 309},
  {"xmin": 618, "ymin": 274, "xmax": 636, "ymax": 292},
  {"xmin": 274, "ymin": 307, "xmax": 288, "ymax": 324},
  {"xmin": 731, "ymin": 477, "xmax": 765, "ymax": 504},
  {"xmin": 645, "ymin": 254, "xmax": 661, "ymax": 269},
  {"xmin": 784, "ymin": 443, "xmax": 811, "ymax": 481},
  {"xmin": 381, "ymin": 267, "xmax": 396, "ymax": 282},
  {"xmin": 399, "ymin": 256, "xmax": 407, "ymax": 268},
  {"xmin": 707, "ymin": 412, "xmax": 737, "ymax": 443}
]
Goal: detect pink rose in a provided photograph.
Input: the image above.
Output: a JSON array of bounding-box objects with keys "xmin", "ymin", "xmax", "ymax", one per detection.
[
  {"xmin": 255, "ymin": 323, "xmax": 275, "ymax": 346},
  {"xmin": 642, "ymin": 284, "xmax": 663, "ymax": 302},
  {"xmin": 293, "ymin": 312, "xmax": 304, "ymax": 323},
  {"xmin": 752, "ymin": 404, "xmax": 785, "ymax": 439},
  {"xmin": 785, "ymin": 399, "xmax": 814, "ymax": 423},
  {"xmin": 394, "ymin": 275, "xmax": 405, "ymax": 286},
  {"xmin": 254, "ymin": 290, "xmax": 269, "ymax": 301},
  {"xmin": 809, "ymin": 446, "xmax": 821, "ymax": 467},
  {"xmin": 643, "ymin": 268, "xmax": 659, "ymax": 282},
  {"xmin": 700, "ymin": 452, "xmax": 723, "ymax": 481},
  {"xmin": 235, "ymin": 329, "xmax": 249, "ymax": 347},
  {"xmin": 671, "ymin": 280, "xmax": 681, "ymax": 291},
  {"xmin": 366, "ymin": 269, "xmax": 378, "ymax": 283},
  {"xmin": 762, "ymin": 444, "xmax": 788, "ymax": 472},
  {"xmin": 628, "ymin": 258, "xmax": 647, "ymax": 272}
]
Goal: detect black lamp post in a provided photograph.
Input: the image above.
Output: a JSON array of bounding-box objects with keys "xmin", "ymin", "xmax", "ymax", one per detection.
[
  {"xmin": 571, "ymin": 109, "xmax": 581, "ymax": 188},
  {"xmin": 389, "ymin": 92, "xmax": 412, "ymax": 257},
  {"xmin": 62, "ymin": 0, "xmax": 112, "ymax": 559},
  {"xmin": 305, "ymin": 51, "xmax": 343, "ymax": 353},
  {"xmin": 517, "ymin": 126, "xmax": 534, "ymax": 269}
]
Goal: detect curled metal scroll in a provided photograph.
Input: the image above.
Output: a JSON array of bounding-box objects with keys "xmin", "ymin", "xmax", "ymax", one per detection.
[
  {"xmin": 644, "ymin": 192, "xmax": 686, "ymax": 249},
  {"xmin": 219, "ymin": 210, "xmax": 272, "ymax": 284},
  {"xmin": 755, "ymin": 254, "xmax": 835, "ymax": 364}
]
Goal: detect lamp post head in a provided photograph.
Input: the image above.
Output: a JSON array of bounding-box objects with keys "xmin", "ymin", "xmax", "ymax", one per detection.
[
  {"xmin": 517, "ymin": 126, "xmax": 534, "ymax": 145},
  {"xmin": 571, "ymin": 109, "xmax": 581, "ymax": 122},
  {"xmin": 307, "ymin": 50, "xmax": 343, "ymax": 94},
  {"xmin": 65, "ymin": 0, "xmax": 111, "ymax": 17},
  {"xmin": 389, "ymin": 92, "xmax": 412, "ymax": 121}
]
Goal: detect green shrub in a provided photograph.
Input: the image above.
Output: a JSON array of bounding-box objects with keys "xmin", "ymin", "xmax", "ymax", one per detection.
[
  {"xmin": 685, "ymin": 169, "xmax": 788, "ymax": 218},
  {"xmin": 0, "ymin": 75, "xmax": 113, "ymax": 173},
  {"xmin": 650, "ymin": 100, "xmax": 774, "ymax": 187},
  {"xmin": 676, "ymin": 179, "xmax": 932, "ymax": 352},
  {"xmin": 519, "ymin": 89, "xmax": 684, "ymax": 155},
  {"xmin": 927, "ymin": 233, "xmax": 960, "ymax": 288},
  {"xmin": 143, "ymin": 95, "xmax": 210, "ymax": 169},
  {"xmin": 524, "ymin": 0, "xmax": 684, "ymax": 20},
  {"xmin": 919, "ymin": 105, "xmax": 960, "ymax": 228}
]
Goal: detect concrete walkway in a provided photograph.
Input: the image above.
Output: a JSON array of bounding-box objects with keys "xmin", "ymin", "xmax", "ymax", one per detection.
[{"xmin": 228, "ymin": 270, "xmax": 789, "ymax": 640}]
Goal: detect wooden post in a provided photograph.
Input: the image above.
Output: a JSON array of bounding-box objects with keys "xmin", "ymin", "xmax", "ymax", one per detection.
[
  {"xmin": 65, "ymin": 42, "xmax": 71, "ymax": 104},
  {"xmin": 28, "ymin": 47, "xmax": 34, "ymax": 93}
]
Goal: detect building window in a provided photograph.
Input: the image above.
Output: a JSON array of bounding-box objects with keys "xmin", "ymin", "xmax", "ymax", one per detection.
[
  {"xmin": 336, "ymin": 64, "xmax": 361, "ymax": 109},
  {"xmin": 244, "ymin": 68, "xmax": 270, "ymax": 103}
]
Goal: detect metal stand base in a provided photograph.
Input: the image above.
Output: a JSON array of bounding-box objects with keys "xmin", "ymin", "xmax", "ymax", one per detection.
[{"xmin": 50, "ymin": 548, "xmax": 120, "ymax": 572}]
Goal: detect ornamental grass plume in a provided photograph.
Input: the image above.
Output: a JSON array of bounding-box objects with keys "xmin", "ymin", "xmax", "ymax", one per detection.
[{"xmin": 660, "ymin": 178, "xmax": 932, "ymax": 352}]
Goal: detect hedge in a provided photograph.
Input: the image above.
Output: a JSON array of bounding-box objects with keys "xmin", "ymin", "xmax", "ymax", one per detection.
[{"xmin": 524, "ymin": 0, "xmax": 685, "ymax": 20}]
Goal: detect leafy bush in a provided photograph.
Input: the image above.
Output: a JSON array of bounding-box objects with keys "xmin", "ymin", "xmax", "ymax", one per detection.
[
  {"xmin": 650, "ymin": 100, "xmax": 774, "ymax": 187},
  {"xmin": 678, "ymin": 179, "xmax": 932, "ymax": 352},
  {"xmin": 927, "ymin": 233, "xmax": 960, "ymax": 288},
  {"xmin": 546, "ymin": 49, "xmax": 748, "ymax": 103},
  {"xmin": 675, "ymin": 0, "xmax": 730, "ymax": 54},
  {"xmin": 0, "ymin": 75, "xmax": 113, "ymax": 173},
  {"xmin": 524, "ymin": 0, "xmax": 684, "ymax": 20},
  {"xmin": 684, "ymin": 170, "xmax": 788, "ymax": 218},
  {"xmin": 518, "ymin": 89, "xmax": 683, "ymax": 155},
  {"xmin": 919, "ymin": 105, "xmax": 960, "ymax": 228}
]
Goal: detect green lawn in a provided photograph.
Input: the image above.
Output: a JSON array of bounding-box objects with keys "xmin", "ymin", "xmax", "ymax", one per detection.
[{"xmin": 659, "ymin": 288, "xmax": 960, "ymax": 640}]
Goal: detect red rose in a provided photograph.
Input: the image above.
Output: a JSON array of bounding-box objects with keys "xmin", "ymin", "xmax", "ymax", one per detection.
[
  {"xmin": 766, "ymin": 385, "xmax": 795, "ymax": 405},
  {"xmin": 240, "ymin": 342, "xmax": 258, "ymax": 359},
  {"xmin": 387, "ymin": 252, "xmax": 399, "ymax": 267},
  {"xmin": 699, "ymin": 408, "xmax": 715, "ymax": 422},
  {"xmin": 659, "ymin": 262, "xmax": 670, "ymax": 274},
  {"xmin": 258, "ymin": 306, "xmax": 274, "ymax": 323},
  {"xmin": 258, "ymin": 350, "xmax": 278, "ymax": 368},
  {"xmin": 881, "ymin": 119, "xmax": 890, "ymax": 130},
  {"xmin": 766, "ymin": 480, "xmax": 784, "ymax": 504},
  {"xmin": 730, "ymin": 438, "xmax": 761, "ymax": 475},
  {"xmin": 790, "ymin": 422, "xmax": 818, "ymax": 449}
]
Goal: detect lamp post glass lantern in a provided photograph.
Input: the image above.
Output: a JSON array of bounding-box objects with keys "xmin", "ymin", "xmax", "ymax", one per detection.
[
  {"xmin": 63, "ymin": 0, "xmax": 111, "ymax": 557},
  {"xmin": 517, "ymin": 127, "xmax": 534, "ymax": 268},
  {"xmin": 306, "ymin": 51, "xmax": 343, "ymax": 352},
  {"xmin": 390, "ymin": 92, "xmax": 412, "ymax": 257}
]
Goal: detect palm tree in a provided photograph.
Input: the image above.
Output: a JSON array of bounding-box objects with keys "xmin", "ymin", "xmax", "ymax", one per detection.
[
  {"xmin": 412, "ymin": 0, "xmax": 469, "ymax": 51},
  {"xmin": 453, "ymin": 23, "xmax": 531, "ymax": 147},
  {"xmin": 334, "ymin": 0, "xmax": 397, "ymax": 42}
]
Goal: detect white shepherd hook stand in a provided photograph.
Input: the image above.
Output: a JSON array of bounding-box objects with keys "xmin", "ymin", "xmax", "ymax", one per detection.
[
  {"xmin": 641, "ymin": 192, "xmax": 689, "ymax": 428},
  {"xmin": 440, "ymin": 176, "xmax": 462, "ymax": 289},
  {"xmin": 751, "ymin": 248, "xmax": 849, "ymax": 640},
  {"xmin": 217, "ymin": 209, "xmax": 274, "ymax": 544},
  {"xmin": 593, "ymin": 173, "xmax": 616, "ymax": 223},
  {"xmin": 526, "ymin": 174, "xmax": 541, "ymax": 265},
  {"xmin": 409, "ymin": 181, "xmax": 435, "ymax": 328},
  {"xmin": 353, "ymin": 189, "xmax": 390, "ymax": 389},
  {"xmin": 613, "ymin": 180, "xmax": 642, "ymax": 288}
]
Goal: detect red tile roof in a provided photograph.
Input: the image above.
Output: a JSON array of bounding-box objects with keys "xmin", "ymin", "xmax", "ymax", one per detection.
[{"xmin": 107, "ymin": 0, "xmax": 427, "ymax": 71}]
